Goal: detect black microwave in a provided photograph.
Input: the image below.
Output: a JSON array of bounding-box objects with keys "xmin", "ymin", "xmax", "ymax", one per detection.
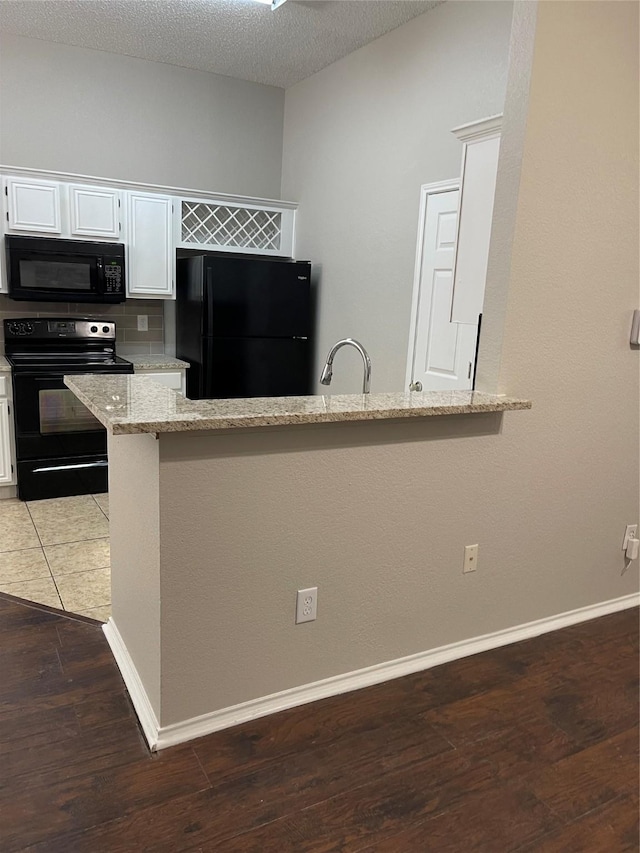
[{"xmin": 5, "ymin": 235, "xmax": 126, "ymax": 303}]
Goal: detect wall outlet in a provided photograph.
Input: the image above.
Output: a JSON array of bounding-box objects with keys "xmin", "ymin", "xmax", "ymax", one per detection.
[
  {"xmin": 622, "ymin": 524, "xmax": 638, "ymax": 551},
  {"xmin": 463, "ymin": 544, "xmax": 479, "ymax": 574},
  {"xmin": 296, "ymin": 587, "xmax": 318, "ymax": 624},
  {"xmin": 137, "ymin": 315, "xmax": 148, "ymax": 332}
]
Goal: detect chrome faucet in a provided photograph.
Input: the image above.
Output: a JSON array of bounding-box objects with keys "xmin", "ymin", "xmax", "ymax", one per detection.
[{"xmin": 320, "ymin": 338, "xmax": 372, "ymax": 394}]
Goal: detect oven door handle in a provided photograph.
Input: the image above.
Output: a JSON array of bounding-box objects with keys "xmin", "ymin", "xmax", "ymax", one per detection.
[{"xmin": 31, "ymin": 460, "xmax": 108, "ymax": 474}]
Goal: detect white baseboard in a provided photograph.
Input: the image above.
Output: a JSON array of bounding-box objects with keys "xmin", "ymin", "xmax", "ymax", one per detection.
[
  {"xmin": 103, "ymin": 619, "xmax": 160, "ymax": 750},
  {"xmin": 0, "ymin": 486, "xmax": 17, "ymax": 500},
  {"xmin": 105, "ymin": 592, "xmax": 640, "ymax": 751}
]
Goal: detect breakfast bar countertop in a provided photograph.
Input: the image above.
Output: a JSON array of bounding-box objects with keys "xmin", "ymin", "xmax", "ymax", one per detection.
[{"xmin": 64, "ymin": 374, "xmax": 531, "ymax": 435}]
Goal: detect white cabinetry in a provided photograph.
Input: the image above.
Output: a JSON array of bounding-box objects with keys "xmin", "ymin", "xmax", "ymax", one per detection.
[
  {"xmin": 69, "ymin": 184, "xmax": 121, "ymax": 239},
  {"xmin": 0, "ymin": 376, "xmax": 15, "ymax": 487},
  {"xmin": 126, "ymin": 192, "xmax": 175, "ymax": 299},
  {"xmin": 135, "ymin": 369, "xmax": 186, "ymax": 395},
  {"xmin": 178, "ymin": 197, "xmax": 295, "ymax": 258},
  {"xmin": 450, "ymin": 115, "xmax": 502, "ymax": 325},
  {"xmin": 4, "ymin": 177, "xmax": 62, "ymax": 234},
  {"xmin": 3, "ymin": 177, "xmax": 122, "ymax": 241}
]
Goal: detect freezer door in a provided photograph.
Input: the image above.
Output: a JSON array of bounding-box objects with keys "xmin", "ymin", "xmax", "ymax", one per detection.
[
  {"xmin": 203, "ymin": 257, "xmax": 311, "ymax": 338},
  {"xmin": 202, "ymin": 337, "xmax": 311, "ymax": 399}
]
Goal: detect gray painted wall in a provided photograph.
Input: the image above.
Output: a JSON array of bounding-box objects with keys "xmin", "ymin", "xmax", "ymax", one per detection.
[
  {"xmin": 0, "ymin": 33, "xmax": 285, "ymax": 198},
  {"xmin": 281, "ymin": 1, "xmax": 514, "ymax": 393},
  {"xmin": 108, "ymin": 0, "xmax": 638, "ymax": 730}
]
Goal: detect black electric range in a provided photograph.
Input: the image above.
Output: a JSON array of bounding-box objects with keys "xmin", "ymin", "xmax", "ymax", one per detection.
[{"xmin": 4, "ymin": 318, "xmax": 134, "ymax": 500}]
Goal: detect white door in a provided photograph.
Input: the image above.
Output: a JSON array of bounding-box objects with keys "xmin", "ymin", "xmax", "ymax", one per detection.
[
  {"xmin": 69, "ymin": 184, "xmax": 121, "ymax": 239},
  {"xmin": 5, "ymin": 177, "xmax": 62, "ymax": 234},
  {"xmin": 407, "ymin": 188, "xmax": 478, "ymax": 392},
  {"xmin": 126, "ymin": 192, "xmax": 175, "ymax": 298}
]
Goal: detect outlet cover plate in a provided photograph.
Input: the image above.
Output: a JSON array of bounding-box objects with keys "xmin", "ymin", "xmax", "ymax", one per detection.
[
  {"xmin": 623, "ymin": 524, "xmax": 638, "ymax": 551},
  {"xmin": 296, "ymin": 587, "xmax": 317, "ymax": 624}
]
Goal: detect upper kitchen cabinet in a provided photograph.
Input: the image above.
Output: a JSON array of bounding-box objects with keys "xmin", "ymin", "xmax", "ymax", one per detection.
[
  {"xmin": 3, "ymin": 177, "xmax": 123, "ymax": 241},
  {"xmin": 125, "ymin": 191, "xmax": 175, "ymax": 299},
  {"xmin": 68, "ymin": 184, "xmax": 121, "ymax": 239},
  {"xmin": 450, "ymin": 115, "xmax": 502, "ymax": 326},
  {"xmin": 4, "ymin": 177, "xmax": 62, "ymax": 234}
]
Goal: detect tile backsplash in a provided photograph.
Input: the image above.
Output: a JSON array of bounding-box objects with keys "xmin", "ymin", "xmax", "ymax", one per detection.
[{"xmin": 0, "ymin": 296, "xmax": 165, "ymax": 355}]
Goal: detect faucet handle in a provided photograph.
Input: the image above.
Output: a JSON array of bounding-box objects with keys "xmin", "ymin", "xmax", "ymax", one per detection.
[{"xmin": 409, "ymin": 381, "xmax": 423, "ymax": 392}]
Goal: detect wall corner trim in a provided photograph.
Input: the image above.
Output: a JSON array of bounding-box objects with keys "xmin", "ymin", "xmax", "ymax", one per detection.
[
  {"xmin": 105, "ymin": 593, "xmax": 639, "ymax": 751},
  {"xmin": 103, "ymin": 619, "xmax": 160, "ymax": 750}
]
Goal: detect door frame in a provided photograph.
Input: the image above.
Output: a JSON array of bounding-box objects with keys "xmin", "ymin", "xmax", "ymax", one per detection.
[{"xmin": 405, "ymin": 178, "xmax": 460, "ymax": 391}]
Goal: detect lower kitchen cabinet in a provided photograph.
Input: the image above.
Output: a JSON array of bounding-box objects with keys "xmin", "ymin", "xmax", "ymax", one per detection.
[{"xmin": 133, "ymin": 367, "xmax": 187, "ymax": 395}]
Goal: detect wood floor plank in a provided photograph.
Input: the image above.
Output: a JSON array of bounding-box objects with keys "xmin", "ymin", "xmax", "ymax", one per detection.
[
  {"xmin": 21, "ymin": 716, "xmax": 453, "ymax": 853},
  {"xmin": 353, "ymin": 784, "xmax": 558, "ymax": 853},
  {"xmin": 516, "ymin": 793, "xmax": 640, "ymax": 853},
  {"xmin": 0, "ymin": 744, "xmax": 210, "ymax": 852},
  {"xmin": 526, "ymin": 726, "xmax": 639, "ymax": 823},
  {"xmin": 200, "ymin": 747, "xmax": 501, "ymax": 853}
]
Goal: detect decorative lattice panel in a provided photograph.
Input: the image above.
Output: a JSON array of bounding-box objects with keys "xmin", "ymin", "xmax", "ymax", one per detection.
[{"xmin": 181, "ymin": 201, "xmax": 282, "ymax": 251}]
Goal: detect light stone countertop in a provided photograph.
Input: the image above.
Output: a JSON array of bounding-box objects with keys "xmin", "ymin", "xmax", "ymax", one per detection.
[
  {"xmin": 64, "ymin": 374, "xmax": 531, "ymax": 436},
  {"xmin": 0, "ymin": 356, "xmax": 10, "ymax": 372},
  {"xmin": 123, "ymin": 355, "xmax": 190, "ymax": 370}
]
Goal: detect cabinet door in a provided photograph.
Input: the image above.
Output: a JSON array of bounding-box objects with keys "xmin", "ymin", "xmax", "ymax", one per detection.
[
  {"xmin": 126, "ymin": 192, "xmax": 175, "ymax": 298},
  {"xmin": 0, "ymin": 398, "xmax": 14, "ymax": 486},
  {"xmin": 5, "ymin": 177, "xmax": 62, "ymax": 234},
  {"xmin": 450, "ymin": 133, "xmax": 501, "ymax": 325},
  {"xmin": 69, "ymin": 184, "xmax": 121, "ymax": 239}
]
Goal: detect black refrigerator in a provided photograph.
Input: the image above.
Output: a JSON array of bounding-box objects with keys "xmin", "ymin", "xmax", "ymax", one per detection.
[{"xmin": 176, "ymin": 254, "xmax": 312, "ymax": 399}]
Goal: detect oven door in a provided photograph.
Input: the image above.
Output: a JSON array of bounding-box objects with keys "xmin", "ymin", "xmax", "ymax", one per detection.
[{"xmin": 12, "ymin": 370, "xmax": 113, "ymax": 500}]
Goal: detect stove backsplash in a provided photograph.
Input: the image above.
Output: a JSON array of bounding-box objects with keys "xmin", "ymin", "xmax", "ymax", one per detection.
[{"xmin": 0, "ymin": 295, "xmax": 164, "ymax": 355}]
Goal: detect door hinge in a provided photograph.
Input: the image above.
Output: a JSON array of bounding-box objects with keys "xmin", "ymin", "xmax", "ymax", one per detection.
[
  {"xmin": 118, "ymin": 198, "xmax": 121, "ymax": 207},
  {"xmin": 4, "ymin": 186, "xmax": 7, "ymax": 196},
  {"xmin": 468, "ymin": 362, "xmax": 473, "ymax": 379}
]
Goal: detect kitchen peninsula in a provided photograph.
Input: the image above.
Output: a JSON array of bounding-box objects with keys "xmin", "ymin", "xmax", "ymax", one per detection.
[{"xmin": 65, "ymin": 373, "xmax": 531, "ymax": 749}]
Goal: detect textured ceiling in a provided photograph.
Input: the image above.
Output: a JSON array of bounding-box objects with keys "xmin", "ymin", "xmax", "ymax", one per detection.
[{"xmin": 0, "ymin": 0, "xmax": 442, "ymax": 89}]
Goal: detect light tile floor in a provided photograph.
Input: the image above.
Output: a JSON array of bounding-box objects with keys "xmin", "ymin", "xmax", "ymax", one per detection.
[{"xmin": 0, "ymin": 494, "xmax": 111, "ymax": 622}]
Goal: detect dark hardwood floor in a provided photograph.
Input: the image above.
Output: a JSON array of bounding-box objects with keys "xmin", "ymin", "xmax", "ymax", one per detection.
[{"xmin": 0, "ymin": 595, "xmax": 638, "ymax": 852}]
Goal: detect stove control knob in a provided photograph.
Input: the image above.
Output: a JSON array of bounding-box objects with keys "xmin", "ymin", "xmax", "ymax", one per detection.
[
  {"xmin": 102, "ymin": 326, "xmax": 110, "ymax": 334},
  {"xmin": 90, "ymin": 325, "xmax": 98, "ymax": 333}
]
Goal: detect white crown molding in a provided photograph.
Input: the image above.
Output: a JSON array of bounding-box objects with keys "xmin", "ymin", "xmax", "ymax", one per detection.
[
  {"xmin": 0, "ymin": 164, "xmax": 298, "ymax": 211},
  {"xmin": 105, "ymin": 592, "xmax": 640, "ymax": 751},
  {"xmin": 452, "ymin": 113, "xmax": 503, "ymax": 143}
]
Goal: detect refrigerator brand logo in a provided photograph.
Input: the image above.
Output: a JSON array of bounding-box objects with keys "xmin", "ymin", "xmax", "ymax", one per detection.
[{"xmin": 298, "ymin": 276, "xmax": 308, "ymax": 280}]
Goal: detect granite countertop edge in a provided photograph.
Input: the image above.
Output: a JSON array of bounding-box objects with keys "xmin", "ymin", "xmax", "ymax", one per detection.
[
  {"xmin": 64, "ymin": 374, "xmax": 532, "ymax": 436},
  {"xmin": 123, "ymin": 355, "xmax": 190, "ymax": 370},
  {"xmin": 0, "ymin": 356, "xmax": 10, "ymax": 372}
]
